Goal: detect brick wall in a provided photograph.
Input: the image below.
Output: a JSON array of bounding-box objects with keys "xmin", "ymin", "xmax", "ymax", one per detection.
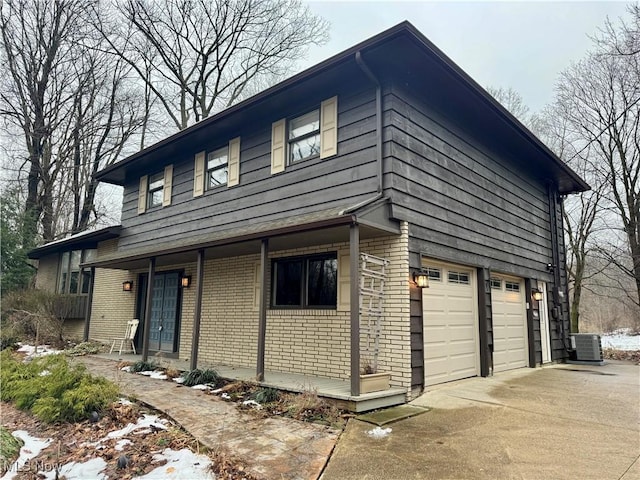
[
  {"xmin": 87, "ymin": 224, "xmax": 413, "ymax": 392},
  {"xmin": 88, "ymin": 239, "xmax": 137, "ymax": 344}
]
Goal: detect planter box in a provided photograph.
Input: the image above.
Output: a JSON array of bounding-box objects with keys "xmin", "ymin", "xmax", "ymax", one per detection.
[{"xmin": 359, "ymin": 372, "xmax": 390, "ymax": 394}]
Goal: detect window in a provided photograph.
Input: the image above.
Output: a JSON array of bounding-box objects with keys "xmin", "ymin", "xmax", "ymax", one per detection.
[
  {"xmin": 207, "ymin": 147, "xmax": 228, "ymax": 189},
  {"xmin": 425, "ymin": 267, "xmax": 442, "ymax": 282},
  {"xmin": 448, "ymin": 271, "xmax": 470, "ymax": 285},
  {"xmin": 58, "ymin": 249, "xmax": 96, "ymax": 294},
  {"xmin": 490, "ymin": 278, "xmax": 502, "ymax": 290},
  {"xmin": 505, "ymin": 281, "xmax": 521, "ymax": 292},
  {"xmin": 289, "ymin": 110, "xmax": 320, "ymax": 163},
  {"xmin": 147, "ymin": 172, "xmax": 164, "ymax": 208},
  {"xmin": 272, "ymin": 253, "xmax": 337, "ymax": 308}
]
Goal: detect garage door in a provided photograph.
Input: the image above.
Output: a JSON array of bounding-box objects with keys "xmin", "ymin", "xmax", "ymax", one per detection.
[
  {"xmin": 423, "ymin": 261, "xmax": 479, "ymax": 386},
  {"xmin": 491, "ymin": 275, "xmax": 528, "ymax": 372}
]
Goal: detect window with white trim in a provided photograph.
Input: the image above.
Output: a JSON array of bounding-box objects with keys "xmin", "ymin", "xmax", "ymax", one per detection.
[
  {"xmin": 425, "ymin": 267, "xmax": 442, "ymax": 282},
  {"xmin": 207, "ymin": 147, "xmax": 228, "ymax": 189},
  {"xmin": 505, "ymin": 281, "xmax": 520, "ymax": 292},
  {"xmin": 272, "ymin": 253, "xmax": 337, "ymax": 308},
  {"xmin": 289, "ymin": 110, "xmax": 320, "ymax": 163},
  {"xmin": 448, "ymin": 271, "xmax": 470, "ymax": 285},
  {"xmin": 147, "ymin": 172, "xmax": 164, "ymax": 208},
  {"xmin": 490, "ymin": 277, "xmax": 502, "ymax": 290}
]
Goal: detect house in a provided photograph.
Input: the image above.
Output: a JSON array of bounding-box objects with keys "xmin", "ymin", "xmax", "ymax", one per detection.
[{"xmin": 28, "ymin": 22, "xmax": 588, "ymax": 411}]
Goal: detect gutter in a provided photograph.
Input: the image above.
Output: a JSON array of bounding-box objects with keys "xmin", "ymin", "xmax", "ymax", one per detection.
[{"xmin": 346, "ymin": 50, "xmax": 384, "ymax": 214}]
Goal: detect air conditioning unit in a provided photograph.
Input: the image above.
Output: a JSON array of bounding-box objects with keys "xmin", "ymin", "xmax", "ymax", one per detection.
[{"xmin": 570, "ymin": 334, "xmax": 604, "ymax": 362}]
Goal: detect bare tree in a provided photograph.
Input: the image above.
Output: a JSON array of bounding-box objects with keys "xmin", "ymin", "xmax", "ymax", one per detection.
[
  {"xmin": 486, "ymin": 86, "xmax": 534, "ymax": 128},
  {"xmin": 99, "ymin": 0, "xmax": 329, "ymax": 131},
  {"xmin": 1, "ymin": 0, "xmax": 90, "ymax": 242},
  {"xmin": 553, "ymin": 6, "xmax": 640, "ymax": 316},
  {"xmin": 1, "ymin": 0, "xmax": 143, "ymax": 240}
]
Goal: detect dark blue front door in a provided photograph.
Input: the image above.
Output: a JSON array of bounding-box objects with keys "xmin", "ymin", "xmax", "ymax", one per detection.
[{"xmin": 149, "ymin": 272, "xmax": 179, "ymax": 352}]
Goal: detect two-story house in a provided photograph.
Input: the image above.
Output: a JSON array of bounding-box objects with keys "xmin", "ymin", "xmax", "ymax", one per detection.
[{"xmin": 29, "ymin": 22, "xmax": 588, "ymax": 411}]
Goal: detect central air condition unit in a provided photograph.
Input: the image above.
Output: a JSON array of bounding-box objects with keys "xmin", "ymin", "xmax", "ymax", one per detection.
[{"xmin": 570, "ymin": 334, "xmax": 604, "ymax": 362}]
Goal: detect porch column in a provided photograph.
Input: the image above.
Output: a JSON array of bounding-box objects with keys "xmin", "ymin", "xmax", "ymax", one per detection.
[
  {"xmin": 350, "ymin": 223, "xmax": 361, "ymax": 396},
  {"xmin": 82, "ymin": 266, "xmax": 95, "ymax": 342},
  {"xmin": 141, "ymin": 257, "xmax": 156, "ymax": 362},
  {"xmin": 256, "ymin": 238, "xmax": 269, "ymax": 381},
  {"xmin": 190, "ymin": 249, "xmax": 205, "ymax": 370}
]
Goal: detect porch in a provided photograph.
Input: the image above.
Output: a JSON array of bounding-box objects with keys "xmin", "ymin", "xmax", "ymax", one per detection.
[{"xmin": 96, "ymin": 352, "xmax": 406, "ymax": 412}]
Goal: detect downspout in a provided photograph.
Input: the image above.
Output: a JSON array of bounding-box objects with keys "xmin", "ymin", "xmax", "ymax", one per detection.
[
  {"xmin": 547, "ymin": 183, "xmax": 569, "ymax": 352},
  {"xmin": 355, "ymin": 50, "xmax": 384, "ymax": 198}
]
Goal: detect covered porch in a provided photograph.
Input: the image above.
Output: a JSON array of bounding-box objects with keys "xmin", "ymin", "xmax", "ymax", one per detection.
[
  {"xmin": 85, "ymin": 202, "xmax": 411, "ymax": 407},
  {"xmin": 97, "ymin": 352, "xmax": 406, "ymax": 412}
]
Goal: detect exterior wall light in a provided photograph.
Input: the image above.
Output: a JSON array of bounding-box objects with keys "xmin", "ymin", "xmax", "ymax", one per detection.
[
  {"xmin": 181, "ymin": 275, "xmax": 192, "ymax": 288},
  {"xmin": 413, "ymin": 271, "xmax": 429, "ymax": 288},
  {"xmin": 532, "ymin": 288, "xmax": 543, "ymax": 301},
  {"xmin": 122, "ymin": 281, "xmax": 133, "ymax": 292}
]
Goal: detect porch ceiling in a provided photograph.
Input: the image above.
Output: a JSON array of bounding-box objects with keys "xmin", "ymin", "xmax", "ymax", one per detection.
[{"xmin": 85, "ymin": 203, "xmax": 400, "ymax": 270}]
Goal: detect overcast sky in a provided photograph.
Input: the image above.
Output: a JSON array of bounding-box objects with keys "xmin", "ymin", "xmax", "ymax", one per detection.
[{"xmin": 301, "ymin": 1, "xmax": 630, "ymax": 112}]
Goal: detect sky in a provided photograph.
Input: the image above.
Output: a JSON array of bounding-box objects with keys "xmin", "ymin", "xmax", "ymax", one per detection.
[{"xmin": 300, "ymin": 1, "xmax": 631, "ymax": 112}]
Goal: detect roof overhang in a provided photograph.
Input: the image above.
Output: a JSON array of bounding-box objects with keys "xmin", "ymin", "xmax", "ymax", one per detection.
[
  {"xmin": 96, "ymin": 21, "xmax": 588, "ymax": 195},
  {"xmin": 27, "ymin": 226, "xmax": 122, "ymax": 260},
  {"xmin": 85, "ymin": 201, "xmax": 399, "ymax": 270}
]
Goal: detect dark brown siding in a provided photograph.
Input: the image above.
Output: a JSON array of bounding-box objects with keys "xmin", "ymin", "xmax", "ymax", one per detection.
[
  {"xmin": 385, "ymin": 83, "xmax": 570, "ymax": 365},
  {"xmin": 117, "ymin": 86, "xmax": 379, "ymax": 252},
  {"xmin": 409, "ymin": 283, "xmax": 423, "ymax": 389}
]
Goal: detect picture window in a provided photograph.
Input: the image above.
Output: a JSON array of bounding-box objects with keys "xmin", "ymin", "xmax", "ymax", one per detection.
[{"xmin": 272, "ymin": 253, "xmax": 337, "ymax": 308}]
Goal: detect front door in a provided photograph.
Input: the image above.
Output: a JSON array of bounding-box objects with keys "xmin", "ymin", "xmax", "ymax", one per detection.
[{"xmin": 147, "ymin": 272, "xmax": 180, "ymax": 353}]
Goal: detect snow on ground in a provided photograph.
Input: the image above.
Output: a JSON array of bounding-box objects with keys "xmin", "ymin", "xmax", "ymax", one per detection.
[
  {"xmin": 138, "ymin": 370, "xmax": 168, "ymax": 380},
  {"xmin": 366, "ymin": 426, "xmax": 392, "ymax": 439},
  {"xmin": 114, "ymin": 439, "xmax": 132, "ymax": 451},
  {"xmin": 1, "ymin": 431, "xmax": 52, "ymax": 480},
  {"xmin": 15, "ymin": 343, "xmax": 61, "ymax": 360},
  {"xmin": 41, "ymin": 458, "xmax": 108, "ymax": 480},
  {"xmin": 601, "ymin": 331, "xmax": 640, "ymax": 351},
  {"xmin": 136, "ymin": 448, "xmax": 214, "ymax": 480},
  {"xmin": 106, "ymin": 415, "xmax": 168, "ymax": 439}
]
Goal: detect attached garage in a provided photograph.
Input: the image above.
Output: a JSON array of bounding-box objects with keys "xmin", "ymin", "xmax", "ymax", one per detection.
[
  {"xmin": 491, "ymin": 275, "xmax": 528, "ymax": 372},
  {"xmin": 422, "ymin": 260, "xmax": 479, "ymax": 386}
]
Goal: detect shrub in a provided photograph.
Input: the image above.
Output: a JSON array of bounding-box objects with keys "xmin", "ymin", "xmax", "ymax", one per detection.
[
  {"xmin": 0, "ymin": 351, "xmax": 118, "ymax": 423},
  {"xmin": 129, "ymin": 360, "xmax": 160, "ymax": 373},
  {"xmin": 181, "ymin": 368, "xmax": 220, "ymax": 387},
  {"xmin": 0, "ymin": 426, "xmax": 23, "ymax": 473},
  {"xmin": 251, "ymin": 387, "xmax": 280, "ymax": 404},
  {"xmin": 64, "ymin": 342, "xmax": 103, "ymax": 356}
]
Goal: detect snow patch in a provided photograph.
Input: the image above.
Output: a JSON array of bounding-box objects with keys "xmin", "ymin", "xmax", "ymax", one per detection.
[
  {"xmin": 106, "ymin": 415, "xmax": 168, "ymax": 439},
  {"xmin": 41, "ymin": 458, "xmax": 107, "ymax": 480},
  {"xmin": 221, "ymin": 393, "xmax": 231, "ymax": 400},
  {"xmin": 121, "ymin": 366, "xmax": 132, "ymax": 372},
  {"xmin": 118, "ymin": 397, "xmax": 134, "ymax": 405},
  {"xmin": 601, "ymin": 331, "xmax": 640, "ymax": 351},
  {"xmin": 366, "ymin": 426, "xmax": 392, "ymax": 438},
  {"xmin": 138, "ymin": 370, "xmax": 168, "ymax": 380},
  {"xmin": 242, "ymin": 400, "xmax": 262, "ymax": 410},
  {"xmin": 191, "ymin": 384, "xmax": 210, "ymax": 390},
  {"xmin": 114, "ymin": 439, "xmax": 132, "ymax": 451},
  {"xmin": 16, "ymin": 343, "xmax": 61, "ymax": 360},
  {"xmin": 135, "ymin": 448, "xmax": 214, "ymax": 479},
  {"xmin": 173, "ymin": 377, "xmax": 185, "ymax": 384},
  {"xmin": 1, "ymin": 431, "xmax": 52, "ymax": 480}
]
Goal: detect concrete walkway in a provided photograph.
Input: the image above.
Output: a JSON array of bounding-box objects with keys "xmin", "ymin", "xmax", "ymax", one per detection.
[
  {"xmin": 322, "ymin": 361, "xmax": 640, "ymax": 480},
  {"xmin": 77, "ymin": 356, "xmax": 339, "ymax": 480}
]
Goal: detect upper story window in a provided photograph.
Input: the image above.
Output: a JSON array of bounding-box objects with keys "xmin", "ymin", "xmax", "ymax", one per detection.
[
  {"xmin": 138, "ymin": 165, "xmax": 173, "ymax": 214},
  {"xmin": 272, "ymin": 253, "xmax": 337, "ymax": 308},
  {"xmin": 289, "ymin": 110, "xmax": 320, "ymax": 163},
  {"xmin": 207, "ymin": 147, "xmax": 229, "ymax": 189},
  {"xmin": 270, "ymin": 96, "xmax": 337, "ymax": 175},
  {"xmin": 58, "ymin": 249, "xmax": 96, "ymax": 294},
  {"xmin": 147, "ymin": 172, "xmax": 164, "ymax": 208}
]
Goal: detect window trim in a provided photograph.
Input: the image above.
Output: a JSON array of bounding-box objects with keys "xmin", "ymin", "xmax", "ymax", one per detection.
[
  {"xmin": 206, "ymin": 146, "xmax": 229, "ymax": 190},
  {"xmin": 271, "ymin": 252, "xmax": 338, "ymax": 309},
  {"xmin": 505, "ymin": 281, "xmax": 521, "ymax": 292},
  {"xmin": 147, "ymin": 171, "xmax": 164, "ymax": 209},
  {"xmin": 288, "ymin": 109, "xmax": 321, "ymax": 165}
]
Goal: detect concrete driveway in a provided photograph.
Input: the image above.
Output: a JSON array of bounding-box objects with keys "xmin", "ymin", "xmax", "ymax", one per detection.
[{"xmin": 321, "ymin": 361, "xmax": 640, "ymax": 480}]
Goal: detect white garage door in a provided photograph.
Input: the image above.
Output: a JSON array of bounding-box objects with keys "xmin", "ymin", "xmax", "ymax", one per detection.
[
  {"xmin": 423, "ymin": 261, "xmax": 479, "ymax": 386},
  {"xmin": 491, "ymin": 275, "xmax": 528, "ymax": 372}
]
